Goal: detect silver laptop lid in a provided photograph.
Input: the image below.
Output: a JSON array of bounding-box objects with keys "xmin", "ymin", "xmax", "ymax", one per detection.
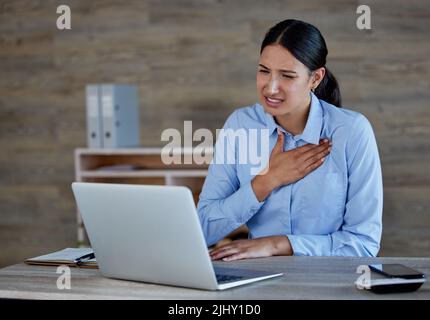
[{"xmin": 71, "ymin": 182, "xmax": 219, "ymax": 290}]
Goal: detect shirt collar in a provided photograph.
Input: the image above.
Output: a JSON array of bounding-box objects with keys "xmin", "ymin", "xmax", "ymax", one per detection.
[{"xmin": 264, "ymin": 91, "xmax": 323, "ymax": 145}]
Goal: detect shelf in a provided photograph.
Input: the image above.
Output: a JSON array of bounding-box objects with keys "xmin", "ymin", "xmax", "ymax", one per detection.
[
  {"xmin": 80, "ymin": 169, "xmax": 209, "ymax": 178},
  {"xmin": 75, "ymin": 147, "xmax": 214, "ymax": 155}
]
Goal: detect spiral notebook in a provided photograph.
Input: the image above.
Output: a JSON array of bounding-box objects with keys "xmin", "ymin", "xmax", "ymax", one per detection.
[{"xmin": 25, "ymin": 248, "xmax": 98, "ymax": 269}]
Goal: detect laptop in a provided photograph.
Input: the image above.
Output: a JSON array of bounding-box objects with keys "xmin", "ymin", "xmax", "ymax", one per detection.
[{"xmin": 71, "ymin": 182, "xmax": 283, "ymax": 290}]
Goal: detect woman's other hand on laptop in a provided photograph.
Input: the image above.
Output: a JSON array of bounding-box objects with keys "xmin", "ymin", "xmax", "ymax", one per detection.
[{"xmin": 209, "ymin": 235, "xmax": 293, "ymax": 261}]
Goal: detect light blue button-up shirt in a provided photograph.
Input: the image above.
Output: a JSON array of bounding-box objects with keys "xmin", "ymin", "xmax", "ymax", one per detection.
[{"xmin": 197, "ymin": 92, "xmax": 383, "ymax": 257}]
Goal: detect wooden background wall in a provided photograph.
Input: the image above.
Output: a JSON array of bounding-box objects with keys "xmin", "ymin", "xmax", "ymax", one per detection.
[{"xmin": 0, "ymin": 0, "xmax": 429, "ymax": 266}]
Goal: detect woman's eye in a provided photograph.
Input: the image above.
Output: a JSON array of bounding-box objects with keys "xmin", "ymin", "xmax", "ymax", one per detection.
[
  {"xmin": 258, "ymin": 69, "xmax": 269, "ymax": 74},
  {"xmin": 282, "ymin": 74, "xmax": 294, "ymax": 79}
]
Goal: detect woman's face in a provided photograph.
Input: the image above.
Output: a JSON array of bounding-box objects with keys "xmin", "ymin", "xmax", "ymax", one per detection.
[{"xmin": 257, "ymin": 44, "xmax": 315, "ymax": 117}]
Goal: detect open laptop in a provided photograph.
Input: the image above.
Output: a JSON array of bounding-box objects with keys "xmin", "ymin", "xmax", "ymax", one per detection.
[{"xmin": 71, "ymin": 182, "xmax": 283, "ymax": 290}]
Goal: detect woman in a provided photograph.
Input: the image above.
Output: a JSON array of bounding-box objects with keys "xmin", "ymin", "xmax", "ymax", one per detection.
[{"xmin": 197, "ymin": 19, "xmax": 383, "ymax": 260}]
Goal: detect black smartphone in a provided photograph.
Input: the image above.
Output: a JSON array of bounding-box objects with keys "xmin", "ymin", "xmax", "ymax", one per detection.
[
  {"xmin": 369, "ymin": 264, "xmax": 425, "ymax": 279},
  {"xmin": 365, "ymin": 264, "xmax": 426, "ymax": 294}
]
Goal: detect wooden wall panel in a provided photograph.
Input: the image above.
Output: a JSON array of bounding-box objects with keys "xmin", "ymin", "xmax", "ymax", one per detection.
[{"xmin": 1, "ymin": 0, "xmax": 429, "ymax": 266}]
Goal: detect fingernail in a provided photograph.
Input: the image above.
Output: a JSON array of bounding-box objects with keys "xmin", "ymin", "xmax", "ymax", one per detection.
[
  {"xmin": 323, "ymin": 139, "xmax": 328, "ymax": 143},
  {"xmin": 321, "ymin": 157, "xmax": 325, "ymax": 162},
  {"xmin": 329, "ymin": 141, "xmax": 333, "ymax": 146},
  {"xmin": 223, "ymin": 257, "xmax": 228, "ymax": 261}
]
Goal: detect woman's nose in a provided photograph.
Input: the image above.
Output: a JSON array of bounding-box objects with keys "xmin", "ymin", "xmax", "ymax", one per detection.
[{"xmin": 267, "ymin": 77, "xmax": 280, "ymax": 95}]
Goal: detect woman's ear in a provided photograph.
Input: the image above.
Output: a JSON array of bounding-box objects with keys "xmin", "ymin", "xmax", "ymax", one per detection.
[{"xmin": 311, "ymin": 67, "xmax": 326, "ymax": 90}]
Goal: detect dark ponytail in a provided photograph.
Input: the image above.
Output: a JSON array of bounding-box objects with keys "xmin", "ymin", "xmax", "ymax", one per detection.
[{"xmin": 260, "ymin": 19, "xmax": 342, "ymax": 108}]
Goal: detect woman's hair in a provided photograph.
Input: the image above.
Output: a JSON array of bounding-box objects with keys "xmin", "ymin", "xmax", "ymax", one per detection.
[{"xmin": 260, "ymin": 19, "xmax": 341, "ymax": 108}]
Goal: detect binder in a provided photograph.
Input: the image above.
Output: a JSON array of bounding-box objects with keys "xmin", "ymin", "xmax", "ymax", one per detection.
[
  {"xmin": 100, "ymin": 84, "xmax": 140, "ymax": 148},
  {"xmin": 86, "ymin": 85, "xmax": 103, "ymax": 148}
]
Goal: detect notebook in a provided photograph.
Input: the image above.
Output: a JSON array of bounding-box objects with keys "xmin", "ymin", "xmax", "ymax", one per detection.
[{"xmin": 25, "ymin": 248, "xmax": 98, "ymax": 269}]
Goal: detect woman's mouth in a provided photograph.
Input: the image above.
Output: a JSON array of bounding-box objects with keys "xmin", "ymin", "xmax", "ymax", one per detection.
[{"xmin": 264, "ymin": 96, "xmax": 284, "ymax": 108}]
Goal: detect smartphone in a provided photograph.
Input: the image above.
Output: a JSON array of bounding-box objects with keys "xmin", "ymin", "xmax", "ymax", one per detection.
[
  {"xmin": 369, "ymin": 264, "xmax": 426, "ymax": 279},
  {"xmin": 365, "ymin": 264, "xmax": 426, "ymax": 293}
]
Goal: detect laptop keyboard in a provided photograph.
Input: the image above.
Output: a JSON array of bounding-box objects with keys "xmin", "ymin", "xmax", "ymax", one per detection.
[{"xmin": 216, "ymin": 274, "xmax": 244, "ymax": 284}]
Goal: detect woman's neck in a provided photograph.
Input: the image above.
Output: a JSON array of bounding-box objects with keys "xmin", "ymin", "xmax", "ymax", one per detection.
[{"xmin": 275, "ymin": 96, "xmax": 311, "ymax": 136}]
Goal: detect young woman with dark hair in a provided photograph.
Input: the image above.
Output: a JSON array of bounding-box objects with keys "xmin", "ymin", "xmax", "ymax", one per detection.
[{"xmin": 198, "ymin": 19, "xmax": 383, "ymax": 259}]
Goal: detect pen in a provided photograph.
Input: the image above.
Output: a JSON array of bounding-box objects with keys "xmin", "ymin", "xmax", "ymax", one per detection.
[{"xmin": 74, "ymin": 253, "xmax": 95, "ymax": 266}]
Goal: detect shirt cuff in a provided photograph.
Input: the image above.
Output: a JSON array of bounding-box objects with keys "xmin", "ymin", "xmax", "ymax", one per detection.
[
  {"xmin": 287, "ymin": 234, "xmax": 332, "ymax": 256},
  {"xmin": 238, "ymin": 180, "xmax": 265, "ymax": 223},
  {"xmin": 286, "ymin": 235, "xmax": 303, "ymax": 256}
]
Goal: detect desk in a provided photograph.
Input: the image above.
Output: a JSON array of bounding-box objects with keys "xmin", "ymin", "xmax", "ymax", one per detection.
[{"xmin": 0, "ymin": 256, "xmax": 429, "ymax": 299}]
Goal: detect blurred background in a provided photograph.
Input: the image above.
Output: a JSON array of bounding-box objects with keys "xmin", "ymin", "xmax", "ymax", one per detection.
[{"xmin": 0, "ymin": 0, "xmax": 429, "ymax": 267}]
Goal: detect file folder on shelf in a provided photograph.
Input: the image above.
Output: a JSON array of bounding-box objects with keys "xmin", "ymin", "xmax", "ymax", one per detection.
[
  {"xmin": 100, "ymin": 84, "xmax": 140, "ymax": 148},
  {"xmin": 86, "ymin": 85, "xmax": 103, "ymax": 148}
]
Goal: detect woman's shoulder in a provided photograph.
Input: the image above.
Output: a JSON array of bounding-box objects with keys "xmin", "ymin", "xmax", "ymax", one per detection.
[{"xmin": 320, "ymin": 99, "xmax": 374, "ymax": 135}]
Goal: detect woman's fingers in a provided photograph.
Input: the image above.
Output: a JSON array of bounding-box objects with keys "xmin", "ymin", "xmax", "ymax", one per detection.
[
  {"xmin": 303, "ymin": 156, "xmax": 325, "ymax": 175},
  {"xmin": 222, "ymin": 252, "xmax": 247, "ymax": 261},
  {"xmin": 209, "ymin": 238, "xmax": 278, "ymax": 261},
  {"xmin": 296, "ymin": 138, "xmax": 328, "ymax": 154},
  {"xmin": 211, "ymin": 247, "xmax": 248, "ymax": 261},
  {"xmin": 271, "ymin": 130, "xmax": 284, "ymax": 155},
  {"xmin": 301, "ymin": 140, "xmax": 331, "ymax": 159},
  {"xmin": 210, "ymin": 246, "xmax": 241, "ymax": 260},
  {"xmin": 302, "ymin": 143, "xmax": 332, "ymax": 168},
  {"xmin": 210, "ymin": 240, "xmax": 251, "ymax": 260}
]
